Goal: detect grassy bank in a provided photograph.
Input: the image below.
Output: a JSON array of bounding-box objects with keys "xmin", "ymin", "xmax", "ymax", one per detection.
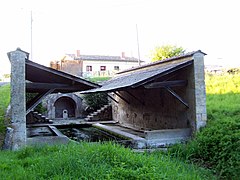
[
  {"xmin": 0, "ymin": 84, "xmax": 10, "ymax": 147},
  {"xmin": 169, "ymin": 73, "xmax": 240, "ymax": 179},
  {"xmin": 0, "ymin": 142, "xmax": 214, "ymax": 179},
  {"xmin": 1, "ymin": 73, "xmax": 239, "ymax": 179}
]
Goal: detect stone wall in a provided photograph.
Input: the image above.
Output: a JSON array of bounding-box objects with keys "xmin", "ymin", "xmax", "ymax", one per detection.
[
  {"xmin": 112, "ymin": 52, "xmax": 207, "ymax": 133},
  {"xmin": 46, "ymin": 93, "xmax": 84, "ymax": 119},
  {"xmin": 112, "ymin": 67, "xmax": 191, "ymax": 131}
]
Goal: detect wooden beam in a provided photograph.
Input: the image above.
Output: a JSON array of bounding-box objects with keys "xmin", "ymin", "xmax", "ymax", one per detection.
[
  {"xmin": 26, "ymin": 89, "xmax": 55, "ymax": 115},
  {"xmin": 114, "ymin": 92, "xmax": 130, "ymax": 104},
  {"xmin": 107, "ymin": 94, "xmax": 119, "ymax": 104},
  {"xmin": 26, "ymin": 82, "xmax": 69, "ymax": 89},
  {"xmin": 26, "ymin": 82, "xmax": 88, "ymax": 92},
  {"xmin": 164, "ymin": 87, "xmax": 189, "ymax": 108},
  {"xmin": 144, "ymin": 80, "xmax": 187, "ymax": 89}
]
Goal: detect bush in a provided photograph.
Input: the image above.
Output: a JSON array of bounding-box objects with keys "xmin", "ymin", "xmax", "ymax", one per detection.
[{"xmin": 83, "ymin": 93, "xmax": 109, "ymax": 111}]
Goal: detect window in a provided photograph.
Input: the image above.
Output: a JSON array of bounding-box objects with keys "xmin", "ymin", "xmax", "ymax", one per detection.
[
  {"xmin": 100, "ymin": 66, "xmax": 106, "ymax": 71},
  {"xmin": 114, "ymin": 66, "xmax": 119, "ymax": 71},
  {"xmin": 86, "ymin": 65, "xmax": 92, "ymax": 71}
]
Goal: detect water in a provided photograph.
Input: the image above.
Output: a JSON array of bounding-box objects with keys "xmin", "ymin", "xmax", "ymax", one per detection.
[{"xmin": 58, "ymin": 126, "xmax": 122, "ymax": 142}]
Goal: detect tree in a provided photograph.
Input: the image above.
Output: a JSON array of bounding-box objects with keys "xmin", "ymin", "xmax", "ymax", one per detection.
[{"xmin": 151, "ymin": 45, "xmax": 185, "ymax": 62}]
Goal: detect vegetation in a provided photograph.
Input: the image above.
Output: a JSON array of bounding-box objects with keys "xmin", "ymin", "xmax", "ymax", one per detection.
[
  {"xmin": 83, "ymin": 76, "xmax": 110, "ymax": 111},
  {"xmin": 151, "ymin": 45, "xmax": 185, "ymax": 62},
  {"xmin": 26, "ymin": 93, "xmax": 47, "ymax": 114},
  {"xmin": 169, "ymin": 72, "xmax": 240, "ymax": 179},
  {"xmin": 0, "ymin": 142, "xmax": 214, "ymax": 179},
  {"xmin": 87, "ymin": 76, "xmax": 111, "ymax": 83},
  {"xmin": 83, "ymin": 92, "xmax": 109, "ymax": 111},
  {"xmin": 1, "ymin": 72, "xmax": 239, "ymax": 179},
  {"xmin": 0, "ymin": 84, "xmax": 10, "ymax": 147}
]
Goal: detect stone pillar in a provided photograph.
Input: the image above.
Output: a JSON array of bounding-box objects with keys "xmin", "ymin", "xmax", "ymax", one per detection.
[
  {"xmin": 193, "ymin": 52, "xmax": 207, "ymax": 131},
  {"xmin": 7, "ymin": 48, "xmax": 27, "ymax": 150}
]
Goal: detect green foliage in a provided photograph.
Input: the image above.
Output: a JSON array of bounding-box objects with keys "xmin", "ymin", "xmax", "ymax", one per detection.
[
  {"xmin": 26, "ymin": 93, "xmax": 46, "ymax": 114},
  {"xmin": 151, "ymin": 45, "xmax": 185, "ymax": 62},
  {"xmin": 83, "ymin": 93, "xmax": 108, "ymax": 111},
  {"xmin": 87, "ymin": 76, "xmax": 111, "ymax": 83},
  {"xmin": 169, "ymin": 73, "xmax": 240, "ymax": 179},
  {"xmin": 0, "ymin": 142, "xmax": 215, "ymax": 179},
  {"xmin": 0, "ymin": 84, "xmax": 10, "ymax": 147}
]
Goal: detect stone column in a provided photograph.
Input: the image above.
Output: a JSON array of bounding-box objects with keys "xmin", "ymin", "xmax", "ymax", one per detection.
[
  {"xmin": 193, "ymin": 52, "xmax": 207, "ymax": 131},
  {"xmin": 7, "ymin": 48, "xmax": 27, "ymax": 150}
]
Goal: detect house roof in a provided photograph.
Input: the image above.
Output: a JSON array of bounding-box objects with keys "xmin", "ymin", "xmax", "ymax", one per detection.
[
  {"xmin": 81, "ymin": 50, "xmax": 206, "ymax": 94},
  {"xmin": 74, "ymin": 55, "xmax": 144, "ymax": 63},
  {"xmin": 26, "ymin": 59, "xmax": 100, "ymax": 93}
]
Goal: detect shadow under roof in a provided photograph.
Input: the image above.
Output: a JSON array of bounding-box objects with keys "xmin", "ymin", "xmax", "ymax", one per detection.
[{"xmin": 26, "ymin": 59, "xmax": 99, "ymax": 93}]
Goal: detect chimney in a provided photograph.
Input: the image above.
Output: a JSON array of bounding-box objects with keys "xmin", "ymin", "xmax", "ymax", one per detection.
[
  {"xmin": 121, "ymin": 52, "xmax": 126, "ymax": 59},
  {"xmin": 76, "ymin": 50, "xmax": 80, "ymax": 58}
]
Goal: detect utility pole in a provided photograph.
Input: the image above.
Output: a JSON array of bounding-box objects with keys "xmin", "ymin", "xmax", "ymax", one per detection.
[
  {"xmin": 30, "ymin": 11, "xmax": 33, "ymax": 60},
  {"xmin": 136, "ymin": 24, "xmax": 141, "ymax": 66}
]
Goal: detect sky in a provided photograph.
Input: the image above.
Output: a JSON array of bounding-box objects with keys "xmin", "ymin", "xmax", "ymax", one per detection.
[{"xmin": 1, "ymin": 0, "xmax": 240, "ymax": 75}]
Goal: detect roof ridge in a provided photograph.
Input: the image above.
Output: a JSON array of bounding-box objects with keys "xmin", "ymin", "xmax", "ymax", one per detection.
[{"xmin": 117, "ymin": 50, "xmax": 206, "ymax": 75}]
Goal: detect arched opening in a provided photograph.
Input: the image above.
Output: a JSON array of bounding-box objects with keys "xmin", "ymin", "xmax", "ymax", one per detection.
[{"xmin": 54, "ymin": 97, "xmax": 76, "ymax": 118}]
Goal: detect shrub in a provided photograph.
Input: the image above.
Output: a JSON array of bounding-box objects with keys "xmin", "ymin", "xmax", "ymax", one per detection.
[{"xmin": 83, "ymin": 93, "xmax": 109, "ymax": 111}]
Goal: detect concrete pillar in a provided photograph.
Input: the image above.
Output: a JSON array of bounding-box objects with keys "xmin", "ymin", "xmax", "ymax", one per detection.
[
  {"xmin": 7, "ymin": 48, "xmax": 27, "ymax": 150},
  {"xmin": 193, "ymin": 52, "xmax": 207, "ymax": 131}
]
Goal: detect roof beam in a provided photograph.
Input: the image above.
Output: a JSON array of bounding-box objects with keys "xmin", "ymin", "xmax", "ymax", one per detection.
[
  {"xmin": 26, "ymin": 82, "xmax": 69, "ymax": 89},
  {"xmin": 114, "ymin": 92, "xmax": 130, "ymax": 104},
  {"xmin": 26, "ymin": 82, "xmax": 90, "ymax": 93},
  {"xmin": 26, "ymin": 89, "xmax": 55, "ymax": 115},
  {"xmin": 144, "ymin": 80, "xmax": 187, "ymax": 89},
  {"xmin": 164, "ymin": 87, "xmax": 189, "ymax": 108},
  {"xmin": 107, "ymin": 94, "xmax": 119, "ymax": 104}
]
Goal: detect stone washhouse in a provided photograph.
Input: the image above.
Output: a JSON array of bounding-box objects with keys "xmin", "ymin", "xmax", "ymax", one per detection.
[
  {"xmin": 6, "ymin": 48, "xmax": 207, "ymax": 150},
  {"xmin": 82, "ymin": 50, "xmax": 207, "ymax": 148}
]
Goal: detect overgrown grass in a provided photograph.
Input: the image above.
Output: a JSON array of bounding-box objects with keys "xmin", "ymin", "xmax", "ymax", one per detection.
[
  {"xmin": 0, "ymin": 84, "xmax": 10, "ymax": 147},
  {"xmin": 0, "ymin": 142, "xmax": 215, "ymax": 179},
  {"xmin": 169, "ymin": 73, "xmax": 240, "ymax": 179}
]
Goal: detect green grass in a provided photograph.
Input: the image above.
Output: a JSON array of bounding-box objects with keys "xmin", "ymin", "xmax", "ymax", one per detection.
[
  {"xmin": 87, "ymin": 76, "xmax": 111, "ymax": 83},
  {"xmin": 0, "ymin": 142, "xmax": 214, "ymax": 179},
  {"xmin": 0, "ymin": 84, "xmax": 10, "ymax": 147},
  {"xmin": 169, "ymin": 72, "xmax": 240, "ymax": 179},
  {"xmin": 1, "ymin": 73, "xmax": 239, "ymax": 179}
]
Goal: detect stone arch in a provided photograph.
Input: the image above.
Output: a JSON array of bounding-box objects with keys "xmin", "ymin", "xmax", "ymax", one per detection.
[{"xmin": 54, "ymin": 96, "xmax": 76, "ymax": 118}]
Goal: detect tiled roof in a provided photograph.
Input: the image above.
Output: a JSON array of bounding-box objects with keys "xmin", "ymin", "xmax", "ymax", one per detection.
[
  {"xmin": 81, "ymin": 50, "xmax": 206, "ymax": 94},
  {"xmin": 81, "ymin": 59, "xmax": 193, "ymax": 94}
]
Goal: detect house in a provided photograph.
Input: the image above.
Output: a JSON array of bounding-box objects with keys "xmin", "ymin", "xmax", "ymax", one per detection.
[
  {"xmin": 50, "ymin": 50, "xmax": 144, "ymax": 77},
  {"xmin": 82, "ymin": 50, "xmax": 207, "ymax": 148}
]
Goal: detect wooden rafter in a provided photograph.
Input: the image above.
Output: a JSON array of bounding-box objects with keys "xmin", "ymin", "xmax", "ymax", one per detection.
[
  {"xmin": 144, "ymin": 80, "xmax": 187, "ymax": 89},
  {"xmin": 26, "ymin": 89, "xmax": 55, "ymax": 115},
  {"xmin": 164, "ymin": 87, "xmax": 189, "ymax": 108}
]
